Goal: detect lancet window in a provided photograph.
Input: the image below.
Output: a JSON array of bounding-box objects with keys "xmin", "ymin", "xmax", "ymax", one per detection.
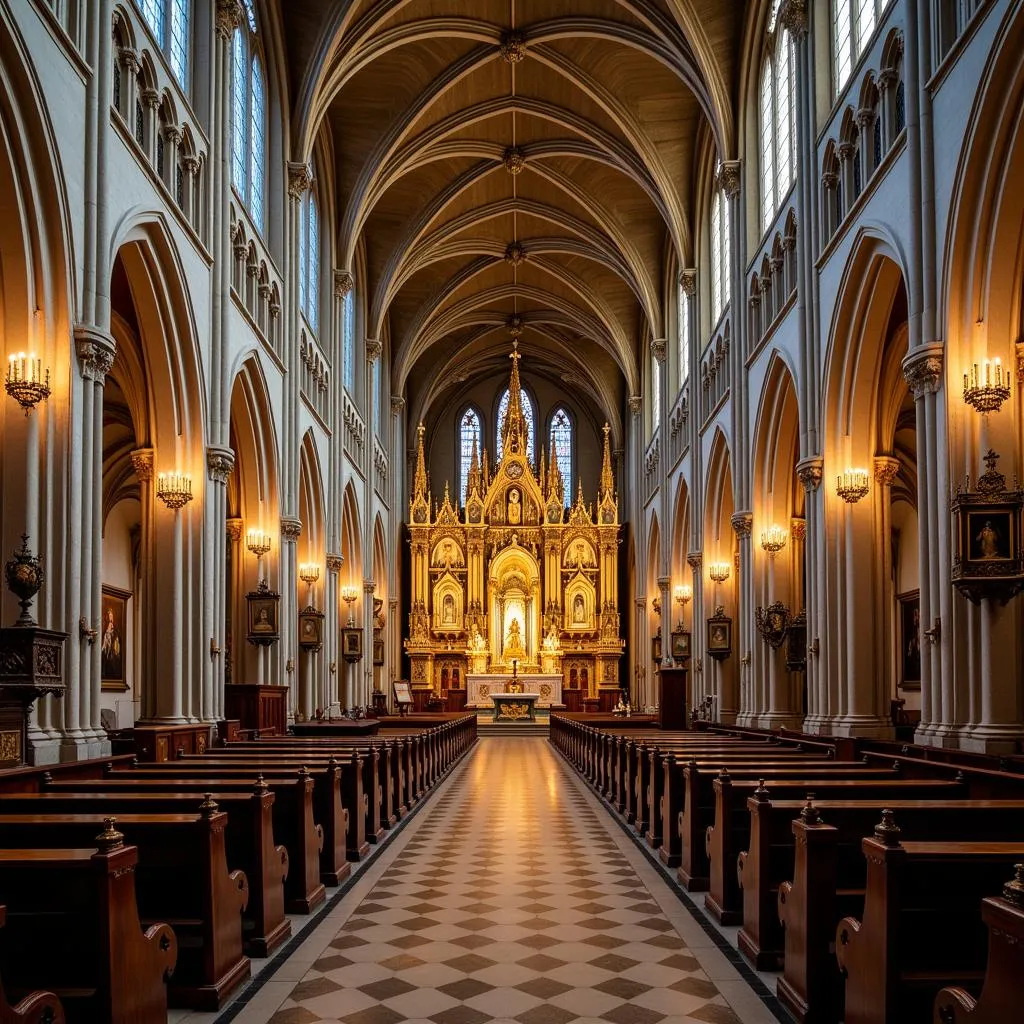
[
  {"xmin": 232, "ymin": 0, "xmax": 266, "ymax": 231},
  {"xmin": 299, "ymin": 190, "xmax": 320, "ymax": 333},
  {"xmin": 759, "ymin": 7, "xmax": 796, "ymax": 233},
  {"xmin": 343, "ymin": 290, "xmax": 355, "ymax": 393},
  {"xmin": 496, "ymin": 387, "xmax": 536, "ymax": 466},
  {"xmin": 136, "ymin": 0, "xmax": 189, "ymax": 86},
  {"xmin": 549, "ymin": 407, "xmax": 573, "ymax": 504},
  {"xmin": 459, "ymin": 408, "xmax": 483, "ymax": 502}
]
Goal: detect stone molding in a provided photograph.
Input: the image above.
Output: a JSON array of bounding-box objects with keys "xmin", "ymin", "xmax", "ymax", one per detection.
[
  {"xmin": 130, "ymin": 447, "xmax": 154, "ymax": 482},
  {"xmin": 680, "ymin": 268, "xmax": 697, "ymax": 295},
  {"xmin": 280, "ymin": 517, "xmax": 302, "ymax": 541},
  {"xmin": 796, "ymin": 456, "xmax": 823, "ymax": 492},
  {"xmin": 75, "ymin": 324, "xmax": 116, "ymax": 383},
  {"xmin": 718, "ymin": 160, "xmax": 741, "ymax": 198},
  {"xmin": 873, "ymin": 455, "xmax": 901, "ymax": 486},
  {"xmin": 206, "ymin": 445, "xmax": 236, "ymax": 483},
  {"xmin": 902, "ymin": 344, "xmax": 944, "ymax": 398},
  {"xmin": 287, "ymin": 162, "xmax": 312, "ymax": 201},
  {"xmin": 334, "ymin": 269, "xmax": 354, "ymax": 297},
  {"xmin": 628, "ymin": 395, "xmax": 642, "ymax": 415},
  {"xmin": 731, "ymin": 512, "xmax": 753, "ymax": 538}
]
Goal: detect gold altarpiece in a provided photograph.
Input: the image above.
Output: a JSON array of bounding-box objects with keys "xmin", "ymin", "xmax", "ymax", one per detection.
[{"xmin": 405, "ymin": 346, "xmax": 624, "ymax": 696}]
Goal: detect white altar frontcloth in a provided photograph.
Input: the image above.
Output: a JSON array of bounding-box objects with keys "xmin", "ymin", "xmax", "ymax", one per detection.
[{"xmin": 467, "ymin": 673, "xmax": 564, "ymax": 709}]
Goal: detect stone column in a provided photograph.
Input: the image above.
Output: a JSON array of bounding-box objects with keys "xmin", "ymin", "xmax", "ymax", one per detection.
[
  {"xmin": 225, "ymin": 517, "xmax": 243, "ymax": 688},
  {"xmin": 130, "ymin": 450, "xmax": 156, "ymax": 719},
  {"xmin": 874, "ymin": 456, "xmax": 901, "ymax": 718},
  {"xmin": 725, "ymin": 512, "xmax": 751, "ymax": 726},
  {"xmin": 634, "ymin": 596, "xmax": 648, "ymax": 708},
  {"xmin": 796, "ymin": 458, "xmax": 825, "ymax": 732},
  {"xmin": 627, "ymin": 394, "xmax": 644, "ymax": 703},
  {"xmin": 686, "ymin": 553, "xmax": 703, "ymax": 711},
  {"xmin": 653, "ymin": 334, "xmax": 672, "ymax": 670},
  {"xmin": 204, "ymin": 447, "xmax": 233, "ymax": 722},
  {"xmin": 363, "ymin": 579, "xmax": 376, "ymax": 709},
  {"xmin": 325, "ymin": 554, "xmax": 343, "ymax": 709},
  {"xmin": 855, "ymin": 108, "xmax": 876, "ymax": 185},
  {"xmin": 280, "ymin": 516, "xmax": 301, "ymax": 713}
]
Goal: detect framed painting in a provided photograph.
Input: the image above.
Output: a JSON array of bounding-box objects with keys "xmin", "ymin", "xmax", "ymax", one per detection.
[
  {"xmin": 706, "ymin": 611, "xmax": 732, "ymax": 661},
  {"xmin": 671, "ymin": 629, "xmax": 691, "ymax": 660},
  {"xmin": 100, "ymin": 585, "xmax": 131, "ymax": 692},
  {"xmin": 897, "ymin": 589, "xmax": 921, "ymax": 691},
  {"xmin": 342, "ymin": 626, "xmax": 363, "ymax": 662},
  {"xmin": 373, "ymin": 638, "xmax": 385, "ymax": 666},
  {"xmin": 247, "ymin": 582, "xmax": 280, "ymax": 645}
]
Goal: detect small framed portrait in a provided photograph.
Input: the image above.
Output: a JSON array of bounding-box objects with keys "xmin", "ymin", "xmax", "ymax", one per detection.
[
  {"xmin": 966, "ymin": 511, "xmax": 1013, "ymax": 563},
  {"xmin": 342, "ymin": 626, "xmax": 363, "ymax": 662},
  {"xmin": 373, "ymin": 638, "xmax": 385, "ymax": 666},
  {"xmin": 100, "ymin": 585, "xmax": 131, "ymax": 692},
  {"xmin": 650, "ymin": 631, "xmax": 663, "ymax": 664},
  {"xmin": 247, "ymin": 582, "xmax": 280, "ymax": 645},
  {"xmin": 706, "ymin": 611, "xmax": 732, "ymax": 660},
  {"xmin": 897, "ymin": 589, "xmax": 921, "ymax": 691},
  {"xmin": 298, "ymin": 607, "xmax": 324, "ymax": 651},
  {"xmin": 671, "ymin": 629, "xmax": 691, "ymax": 660}
]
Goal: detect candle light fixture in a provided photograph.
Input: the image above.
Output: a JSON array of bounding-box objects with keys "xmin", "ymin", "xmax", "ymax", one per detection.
[
  {"xmin": 245, "ymin": 529, "xmax": 272, "ymax": 559},
  {"xmin": 760, "ymin": 524, "xmax": 788, "ymax": 555},
  {"xmin": 341, "ymin": 584, "xmax": 359, "ymax": 626},
  {"xmin": 836, "ymin": 468, "xmax": 870, "ymax": 503},
  {"xmin": 963, "ymin": 358, "xmax": 1010, "ymax": 414},
  {"xmin": 674, "ymin": 583, "xmax": 692, "ymax": 608},
  {"xmin": 298, "ymin": 563, "xmax": 320, "ymax": 587},
  {"xmin": 155, "ymin": 472, "xmax": 193, "ymax": 510},
  {"xmin": 5, "ymin": 352, "xmax": 51, "ymax": 412},
  {"xmin": 708, "ymin": 562, "xmax": 731, "ymax": 584}
]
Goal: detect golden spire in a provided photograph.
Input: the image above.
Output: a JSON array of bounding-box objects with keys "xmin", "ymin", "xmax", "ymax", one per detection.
[
  {"xmin": 466, "ymin": 435, "xmax": 481, "ymax": 502},
  {"xmin": 548, "ymin": 443, "xmax": 564, "ymax": 505},
  {"xmin": 500, "ymin": 341, "xmax": 529, "ymax": 459},
  {"xmin": 538, "ymin": 446, "xmax": 547, "ymax": 499},
  {"xmin": 482, "ymin": 446, "xmax": 490, "ymax": 490},
  {"xmin": 413, "ymin": 422, "xmax": 428, "ymax": 502},
  {"xmin": 599, "ymin": 422, "xmax": 614, "ymax": 501}
]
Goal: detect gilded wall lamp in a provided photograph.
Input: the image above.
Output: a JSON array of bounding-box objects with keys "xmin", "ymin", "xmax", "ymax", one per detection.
[
  {"xmin": 673, "ymin": 584, "xmax": 691, "ymax": 626},
  {"xmin": 836, "ymin": 468, "xmax": 870, "ymax": 503},
  {"xmin": 246, "ymin": 529, "xmax": 271, "ymax": 584},
  {"xmin": 298, "ymin": 562, "xmax": 320, "ymax": 601},
  {"xmin": 708, "ymin": 562, "xmax": 731, "ymax": 584},
  {"xmin": 672, "ymin": 584, "xmax": 692, "ymax": 661},
  {"xmin": 155, "ymin": 472, "xmax": 193, "ymax": 510},
  {"xmin": 5, "ymin": 352, "xmax": 51, "ymax": 413},
  {"xmin": 963, "ymin": 358, "xmax": 1010, "ymax": 414},
  {"xmin": 760, "ymin": 524, "xmax": 788, "ymax": 555}
]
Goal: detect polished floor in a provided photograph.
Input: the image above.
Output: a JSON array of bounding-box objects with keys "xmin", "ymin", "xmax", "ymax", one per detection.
[{"xmin": 226, "ymin": 739, "xmax": 777, "ymax": 1024}]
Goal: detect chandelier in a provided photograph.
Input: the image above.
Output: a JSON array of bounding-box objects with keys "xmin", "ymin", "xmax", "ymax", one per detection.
[
  {"xmin": 836, "ymin": 468, "xmax": 870, "ymax": 504},
  {"xmin": 760, "ymin": 524, "xmax": 788, "ymax": 554},
  {"xmin": 963, "ymin": 358, "xmax": 1010, "ymax": 414},
  {"xmin": 156, "ymin": 472, "xmax": 193, "ymax": 510}
]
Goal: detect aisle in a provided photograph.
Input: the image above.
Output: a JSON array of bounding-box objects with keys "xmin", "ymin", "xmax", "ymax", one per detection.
[{"xmin": 236, "ymin": 739, "xmax": 776, "ymax": 1024}]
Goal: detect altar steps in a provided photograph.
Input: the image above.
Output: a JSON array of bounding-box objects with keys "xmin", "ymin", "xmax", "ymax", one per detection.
[{"xmin": 476, "ymin": 719, "xmax": 550, "ymax": 736}]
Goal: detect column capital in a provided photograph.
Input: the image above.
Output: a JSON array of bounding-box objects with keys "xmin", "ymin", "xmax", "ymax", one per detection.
[
  {"xmin": 390, "ymin": 396, "xmax": 406, "ymax": 414},
  {"xmin": 686, "ymin": 551, "xmax": 703, "ymax": 571},
  {"xmin": 162, "ymin": 123, "xmax": 183, "ymax": 145},
  {"xmin": 821, "ymin": 170, "xmax": 839, "ymax": 190},
  {"xmin": 902, "ymin": 343, "xmax": 944, "ymax": 398},
  {"xmin": 873, "ymin": 455, "xmax": 901, "ymax": 486},
  {"xmin": 226, "ymin": 517, "xmax": 244, "ymax": 541},
  {"xmin": 215, "ymin": 0, "xmax": 244, "ymax": 39},
  {"xmin": 680, "ymin": 268, "xmax": 697, "ymax": 296},
  {"xmin": 876, "ymin": 67, "xmax": 898, "ymax": 91},
  {"xmin": 778, "ymin": 0, "xmax": 809, "ymax": 39},
  {"xmin": 628, "ymin": 395, "xmax": 642, "ymax": 415},
  {"xmin": 634, "ymin": 596, "xmax": 647, "ymax": 610},
  {"xmin": 366, "ymin": 338, "xmax": 382, "ymax": 363},
  {"xmin": 837, "ymin": 141, "xmax": 855, "ymax": 162},
  {"xmin": 718, "ymin": 160, "xmax": 741, "ymax": 198},
  {"xmin": 731, "ymin": 511, "xmax": 753, "ymax": 538},
  {"xmin": 141, "ymin": 87, "xmax": 160, "ymax": 110},
  {"xmin": 74, "ymin": 324, "xmax": 116, "ymax": 383},
  {"xmin": 1016, "ymin": 340, "xmax": 1024, "ymax": 385},
  {"xmin": 287, "ymin": 162, "xmax": 313, "ymax": 201},
  {"xmin": 118, "ymin": 46, "xmax": 140, "ymax": 74},
  {"xmin": 855, "ymin": 107, "xmax": 877, "ymax": 130},
  {"xmin": 650, "ymin": 337, "xmax": 667, "ymax": 363},
  {"xmin": 326, "ymin": 554, "xmax": 344, "ymax": 572},
  {"xmin": 281, "ymin": 516, "xmax": 302, "ymax": 541},
  {"xmin": 130, "ymin": 447, "xmax": 154, "ymax": 482},
  {"xmin": 790, "ymin": 517, "xmax": 806, "ymax": 541},
  {"xmin": 363, "ymin": 579, "xmax": 376, "ymax": 594},
  {"xmin": 334, "ymin": 269, "xmax": 354, "ymax": 297},
  {"xmin": 656, "ymin": 576, "xmax": 671, "ymax": 590},
  {"xmin": 207, "ymin": 445, "xmax": 235, "ymax": 483},
  {"xmin": 796, "ymin": 456, "xmax": 824, "ymax": 492}
]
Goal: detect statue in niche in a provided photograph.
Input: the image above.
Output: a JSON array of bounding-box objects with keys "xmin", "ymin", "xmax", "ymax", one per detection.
[
  {"xmin": 572, "ymin": 593, "xmax": 586, "ymax": 624},
  {"xmin": 505, "ymin": 616, "xmax": 525, "ymax": 659},
  {"xmin": 975, "ymin": 520, "xmax": 1001, "ymax": 560},
  {"xmin": 507, "ymin": 488, "xmax": 521, "ymax": 526},
  {"xmin": 472, "ymin": 627, "xmax": 486, "ymax": 651},
  {"xmin": 543, "ymin": 624, "xmax": 560, "ymax": 651},
  {"xmin": 441, "ymin": 593, "xmax": 456, "ymax": 626}
]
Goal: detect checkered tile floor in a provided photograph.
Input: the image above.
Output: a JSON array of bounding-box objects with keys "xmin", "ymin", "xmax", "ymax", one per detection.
[{"xmin": 257, "ymin": 740, "xmax": 752, "ymax": 1024}]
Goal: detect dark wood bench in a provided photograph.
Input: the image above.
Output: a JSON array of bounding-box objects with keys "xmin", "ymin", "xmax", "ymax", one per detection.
[
  {"xmin": 0, "ymin": 808, "xmax": 249, "ymax": 1009},
  {"xmin": 0, "ymin": 835, "xmax": 177, "ymax": 1024},
  {"xmin": 0, "ymin": 788, "xmax": 290, "ymax": 958},
  {"xmin": 0, "ymin": 907, "xmax": 64, "ymax": 1024},
  {"xmin": 835, "ymin": 828, "xmax": 1024, "ymax": 1024},
  {"xmin": 933, "ymin": 867, "xmax": 1024, "ymax": 1023}
]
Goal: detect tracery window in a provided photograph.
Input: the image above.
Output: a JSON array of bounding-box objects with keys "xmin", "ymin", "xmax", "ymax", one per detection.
[
  {"xmin": 549, "ymin": 407, "xmax": 573, "ymax": 504},
  {"xmin": 232, "ymin": 0, "xmax": 266, "ymax": 232},
  {"xmin": 710, "ymin": 166, "xmax": 731, "ymax": 325},
  {"xmin": 459, "ymin": 408, "xmax": 482, "ymax": 502},
  {"xmin": 136, "ymin": 0, "xmax": 190, "ymax": 86},
  {"xmin": 496, "ymin": 387, "xmax": 536, "ymax": 466},
  {"xmin": 651, "ymin": 354, "xmax": 661, "ymax": 429},
  {"xmin": 299, "ymin": 191, "xmax": 320, "ymax": 332},
  {"xmin": 832, "ymin": 0, "xmax": 888, "ymax": 96},
  {"xmin": 678, "ymin": 282, "xmax": 690, "ymax": 386},
  {"xmin": 759, "ymin": 10, "xmax": 795, "ymax": 233},
  {"xmin": 342, "ymin": 291, "xmax": 355, "ymax": 393}
]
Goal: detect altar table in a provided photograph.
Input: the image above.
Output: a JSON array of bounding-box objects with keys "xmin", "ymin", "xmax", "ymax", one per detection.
[
  {"xmin": 467, "ymin": 673, "xmax": 564, "ymax": 709},
  {"xmin": 491, "ymin": 693, "xmax": 539, "ymax": 722}
]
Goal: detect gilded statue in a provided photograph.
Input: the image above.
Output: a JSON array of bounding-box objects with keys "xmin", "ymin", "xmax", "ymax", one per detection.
[{"xmin": 508, "ymin": 488, "xmax": 521, "ymax": 525}]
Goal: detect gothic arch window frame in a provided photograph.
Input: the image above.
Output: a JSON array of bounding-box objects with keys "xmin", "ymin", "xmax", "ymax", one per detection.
[
  {"xmin": 457, "ymin": 404, "xmax": 485, "ymax": 504},
  {"xmin": 831, "ymin": 0, "xmax": 891, "ymax": 97},
  {"xmin": 231, "ymin": 0, "xmax": 267, "ymax": 233},
  {"xmin": 650, "ymin": 349, "xmax": 661, "ymax": 432},
  {"xmin": 546, "ymin": 404, "xmax": 575, "ymax": 505},
  {"xmin": 494, "ymin": 382, "xmax": 537, "ymax": 469},
  {"xmin": 342, "ymin": 287, "xmax": 356, "ymax": 395},
  {"xmin": 134, "ymin": 0, "xmax": 190, "ymax": 87},
  {"xmin": 710, "ymin": 161, "xmax": 731, "ymax": 328},
  {"xmin": 758, "ymin": 8, "xmax": 796, "ymax": 236},
  {"xmin": 299, "ymin": 186, "xmax": 321, "ymax": 334},
  {"xmin": 677, "ymin": 276, "xmax": 690, "ymax": 388}
]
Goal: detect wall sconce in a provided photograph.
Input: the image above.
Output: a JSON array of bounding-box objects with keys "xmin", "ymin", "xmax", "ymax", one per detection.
[
  {"xmin": 674, "ymin": 584, "xmax": 691, "ymax": 629},
  {"xmin": 341, "ymin": 584, "xmax": 359, "ymax": 626},
  {"xmin": 155, "ymin": 472, "xmax": 193, "ymax": 510},
  {"xmin": 5, "ymin": 352, "xmax": 51, "ymax": 412},
  {"xmin": 299, "ymin": 562, "xmax": 320, "ymax": 586},
  {"xmin": 963, "ymin": 358, "xmax": 1010, "ymax": 413},
  {"xmin": 246, "ymin": 529, "xmax": 272, "ymax": 559},
  {"xmin": 836, "ymin": 468, "xmax": 870, "ymax": 503},
  {"xmin": 708, "ymin": 562, "xmax": 731, "ymax": 584},
  {"xmin": 760, "ymin": 524, "xmax": 788, "ymax": 555}
]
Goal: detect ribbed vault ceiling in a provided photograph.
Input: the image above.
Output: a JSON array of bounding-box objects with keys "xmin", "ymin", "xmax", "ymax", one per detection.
[{"xmin": 283, "ymin": 0, "xmax": 746, "ymax": 439}]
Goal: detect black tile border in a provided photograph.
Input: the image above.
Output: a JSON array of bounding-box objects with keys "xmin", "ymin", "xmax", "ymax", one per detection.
[
  {"xmin": 550, "ymin": 744, "xmax": 793, "ymax": 1024},
  {"xmin": 212, "ymin": 740, "xmax": 476, "ymax": 1023}
]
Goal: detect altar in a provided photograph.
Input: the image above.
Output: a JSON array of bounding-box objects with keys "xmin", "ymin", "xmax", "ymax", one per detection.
[
  {"xmin": 467, "ymin": 673, "xmax": 563, "ymax": 709},
  {"xmin": 491, "ymin": 693, "xmax": 539, "ymax": 722}
]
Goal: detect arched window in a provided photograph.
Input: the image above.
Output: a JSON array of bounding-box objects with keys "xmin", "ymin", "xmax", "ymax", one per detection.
[
  {"xmin": 299, "ymin": 191, "xmax": 320, "ymax": 332},
  {"xmin": 710, "ymin": 164, "xmax": 731, "ymax": 325},
  {"xmin": 459, "ymin": 408, "xmax": 482, "ymax": 502},
  {"xmin": 373, "ymin": 358, "xmax": 382, "ymax": 434},
  {"xmin": 832, "ymin": 0, "xmax": 885, "ymax": 96},
  {"xmin": 678, "ymin": 281, "xmax": 690, "ymax": 386},
  {"xmin": 651, "ymin": 354, "xmax": 661, "ymax": 428},
  {"xmin": 759, "ymin": 13, "xmax": 795, "ymax": 233},
  {"xmin": 549, "ymin": 407, "xmax": 573, "ymax": 504},
  {"xmin": 342, "ymin": 291, "xmax": 355, "ymax": 393},
  {"xmin": 232, "ymin": 1, "xmax": 266, "ymax": 232},
  {"xmin": 496, "ymin": 387, "xmax": 535, "ymax": 466},
  {"xmin": 137, "ymin": 1, "xmax": 190, "ymax": 86}
]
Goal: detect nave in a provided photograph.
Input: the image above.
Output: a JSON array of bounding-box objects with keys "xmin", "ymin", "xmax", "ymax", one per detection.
[{"xmin": 218, "ymin": 738, "xmax": 771, "ymax": 1024}]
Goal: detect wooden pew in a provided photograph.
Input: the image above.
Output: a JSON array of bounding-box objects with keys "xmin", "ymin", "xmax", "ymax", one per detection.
[
  {"xmin": 0, "ymin": 907, "xmax": 64, "ymax": 1024},
  {"xmin": 0, "ymin": 830, "xmax": 177, "ymax": 1024},
  {"xmin": 740, "ymin": 795, "xmax": 1024, "ymax": 973},
  {"xmin": 49, "ymin": 770, "xmax": 325, "ymax": 914},
  {"xmin": 933, "ymin": 866, "xmax": 1024, "ymax": 1023},
  {"xmin": 0, "ymin": 787, "xmax": 290, "ymax": 958},
  {"xmin": 705, "ymin": 773, "xmax": 963, "ymax": 923},
  {"xmin": 0, "ymin": 807, "xmax": 250, "ymax": 1009},
  {"xmin": 835, "ymin": 824, "xmax": 1024, "ymax": 1024}
]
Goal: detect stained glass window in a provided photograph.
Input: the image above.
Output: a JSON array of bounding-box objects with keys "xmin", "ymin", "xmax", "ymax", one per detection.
[
  {"xmin": 232, "ymin": 9, "xmax": 266, "ymax": 232},
  {"xmin": 343, "ymin": 291, "xmax": 355, "ymax": 392},
  {"xmin": 651, "ymin": 355, "xmax": 661, "ymax": 429},
  {"xmin": 678, "ymin": 284, "xmax": 690, "ymax": 385},
  {"xmin": 300, "ymin": 192, "xmax": 320, "ymax": 332},
  {"xmin": 459, "ymin": 408, "xmax": 482, "ymax": 502},
  {"xmin": 136, "ymin": 1, "xmax": 189, "ymax": 86},
  {"xmin": 496, "ymin": 387, "xmax": 535, "ymax": 466},
  {"xmin": 549, "ymin": 407, "xmax": 573, "ymax": 504},
  {"xmin": 833, "ymin": 0, "xmax": 885, "ymax": 97},
  {"xmin": 760, "ymin": 59, "xmax": 775, "ymax": 231}
]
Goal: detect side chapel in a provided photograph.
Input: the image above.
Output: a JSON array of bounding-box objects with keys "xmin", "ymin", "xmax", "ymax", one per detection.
[{"xmin": 405, "ymin": 345, "xmax": 624, "ymax": 705}]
